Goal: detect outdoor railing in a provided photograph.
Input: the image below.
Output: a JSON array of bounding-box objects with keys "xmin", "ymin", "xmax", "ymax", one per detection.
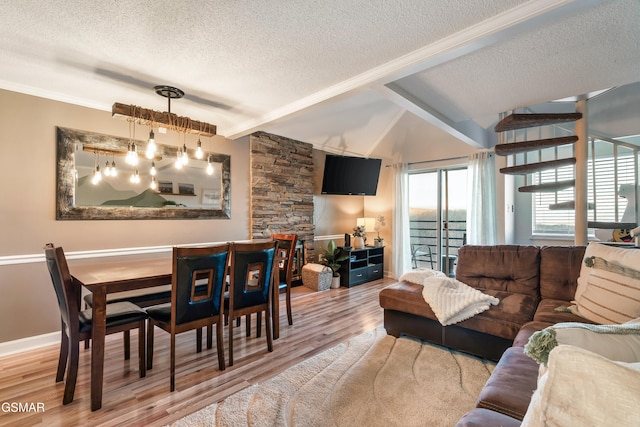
[{"xmin": 409, "ymin": 219, "xmax": 466, "ymax": 273}]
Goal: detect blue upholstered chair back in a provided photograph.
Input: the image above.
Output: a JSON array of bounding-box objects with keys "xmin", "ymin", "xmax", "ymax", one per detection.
[
  {"xmin": 229, "ymin": 241, "xmax": 277, "ymax": 310},
  {"xmin": 173, "ymin": 245, "xmax": 230, "ymax": 325},
  {"xmin": 272, "ymin": 234, "xmax": 297, "ymax": 286}
]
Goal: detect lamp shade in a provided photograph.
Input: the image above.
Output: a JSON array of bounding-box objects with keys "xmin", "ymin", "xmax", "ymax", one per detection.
[{"xmin": 357, "ymin": 217, "xmax": 376, "ymax": 232}]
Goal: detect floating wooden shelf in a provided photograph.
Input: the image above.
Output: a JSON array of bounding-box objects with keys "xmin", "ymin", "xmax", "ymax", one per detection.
[
  {"xmin": 500, "ymin": 157, "xmax": 576, "ymax": 175},
  {"xmin": 495, "ymin": 136, "xmax": 578, "ymax": 156},
  {"xmin": 587, "ymin": 221, "xmax": 637, "ymax": 229},
  {"xmin": 494, "ymin": 113, "xmax": 582, "ymax": 132},
  {"xmin": 549, "ymin": 200, "xmax": 594, "ymax": 210},
  {"xmin": 518, "ymin": 180, "xmax": 575, "ymax": 193}
]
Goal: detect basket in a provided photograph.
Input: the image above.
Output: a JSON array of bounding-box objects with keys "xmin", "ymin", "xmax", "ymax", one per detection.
[{"xmin": 302, "ymin": 263, "xmax": 333, "ymax": 292}]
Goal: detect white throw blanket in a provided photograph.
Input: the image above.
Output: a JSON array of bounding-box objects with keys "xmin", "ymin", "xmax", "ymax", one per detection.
[{"xmin": 399, "ymin": 269, "xmax": 499, "ymax": 326}]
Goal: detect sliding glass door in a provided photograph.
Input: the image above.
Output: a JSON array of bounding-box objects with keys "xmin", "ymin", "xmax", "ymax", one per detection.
[{"xmin": 408, "ymin": 167, "xmax": 467, "ymax": 276}]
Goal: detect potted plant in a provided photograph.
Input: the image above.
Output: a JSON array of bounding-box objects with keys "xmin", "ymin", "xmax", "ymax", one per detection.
[
  {"xmin": 321, "ymin": 240, "xmax": 349, "ymax": 288},
  {"xmin": 374, "ymin": 215, "xmax": 386, "ymax": 247},
  {"xmin": 352, "ymin": 225, "xmax": 366, "ymax": 249}
]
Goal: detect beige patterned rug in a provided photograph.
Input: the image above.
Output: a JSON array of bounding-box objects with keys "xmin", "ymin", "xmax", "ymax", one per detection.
[{"xmin": 171, "ymin": 328, "xmax": 494, "ymax": 427}]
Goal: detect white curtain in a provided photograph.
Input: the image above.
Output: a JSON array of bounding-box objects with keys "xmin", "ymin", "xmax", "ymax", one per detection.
[
  {"xmin": 393, "ymin": 162, "xmax": 412, "ymax": 278},
  {"xmin": 466, "ymin": 151, "xmax": 498, "ymax": 245}
]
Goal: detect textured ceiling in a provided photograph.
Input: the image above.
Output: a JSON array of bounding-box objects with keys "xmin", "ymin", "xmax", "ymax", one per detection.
[
  {"xmin": 0, "ymin": 0, "xmax": 638, "ymax": 155},
  {"xmin": 398, "ymin": 0, "xmax": 640, "ymax": 125}
]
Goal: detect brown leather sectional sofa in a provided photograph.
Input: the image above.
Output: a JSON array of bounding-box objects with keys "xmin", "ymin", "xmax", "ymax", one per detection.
[{"xmin": 379, "ymin": 245, "xmax": 592, "ymax": 426}]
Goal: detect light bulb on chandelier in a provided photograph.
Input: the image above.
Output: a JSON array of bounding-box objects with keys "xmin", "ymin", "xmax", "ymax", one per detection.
[
  {"xmin": 126, "ymin": 142, "xmax": 138, "ymax": 166},
  {"xmin": 195, "ymin": 138, "xmax": 204, "ymax": 159},
  {"xmin": 150, "ymin": 161, "xmax": 157, "ymax": 176},
  {"xmin": 129, "ymin": 169, "xmax": 140, "ymax": 184},
  {"xmin": 150, "ymin": 176, "xmax": 157, "ymax": 190},
  {"xmin": 181, "ymin": 143, "xmax": 189, "ymax": 165},
  {"xmin": 206, "ymin": 155, "xmax": 214, "ymax": 175},
  {"xmin": 92, "ymin": 165, "xmax": 102, "ymax": 185},
  {"xmin": 146, "ymin": 129, "xmax": 156, "ymax": 159},
  {"xmin": 175, "ymin": 148, "xmax": 183, "ymax": 169}
]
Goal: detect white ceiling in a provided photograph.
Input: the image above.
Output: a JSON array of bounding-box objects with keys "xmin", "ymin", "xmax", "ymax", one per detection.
[{"xmin": 1, "ymin": 0, "xmax": 639, "ymax": 156}]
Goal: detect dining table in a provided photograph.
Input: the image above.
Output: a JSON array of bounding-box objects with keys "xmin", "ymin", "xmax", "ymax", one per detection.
[
  {"xmin": 70, "ymin": 255, "xmax": 172, "ymax": 411},
  {"xmin": 68, "ymin": 248, "xmax": 283, "ymax": 411}
]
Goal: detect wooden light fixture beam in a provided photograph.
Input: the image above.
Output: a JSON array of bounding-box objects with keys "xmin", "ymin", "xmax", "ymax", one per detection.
[
  {"xmin": 111, "ymin": 102, "xmax": 217, "ymax": 137},
  {"xmin": 82, "ymin": 145, "xmax": 126, "ymax": 156}
]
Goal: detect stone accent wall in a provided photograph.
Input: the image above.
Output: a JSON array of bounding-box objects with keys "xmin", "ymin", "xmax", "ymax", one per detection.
[{"xmin": 250, "ymin": 131, "xmax": 315, "ymax": 262}]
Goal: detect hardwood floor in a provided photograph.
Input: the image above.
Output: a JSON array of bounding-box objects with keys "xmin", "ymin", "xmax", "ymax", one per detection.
[{"xmin": 0, "ymin": 279, "xmax": 393, "ymax": 426}]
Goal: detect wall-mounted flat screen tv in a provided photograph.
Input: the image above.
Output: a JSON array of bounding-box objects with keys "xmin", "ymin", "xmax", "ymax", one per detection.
[{"xmin": 321, "ymin": 154, "xmax": 382, "ymax": 196}]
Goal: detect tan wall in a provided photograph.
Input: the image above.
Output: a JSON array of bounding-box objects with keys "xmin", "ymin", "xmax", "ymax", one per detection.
[
  {"xmin": 312, "ymin": 149, "xmax": 365, "ymax": 240},
  {"xmin": 0, "ymin": 89, "xmax": 251, "ymax": 343}
]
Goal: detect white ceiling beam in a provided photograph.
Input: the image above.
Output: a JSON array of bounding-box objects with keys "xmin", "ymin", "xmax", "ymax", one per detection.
[
  {"xmin": 224, "ymin": 0, "xmax": 601, "ymax": 140},
  {"xmin": 378, "ymin": 83, "xmax": 488, "ymax": 149}
]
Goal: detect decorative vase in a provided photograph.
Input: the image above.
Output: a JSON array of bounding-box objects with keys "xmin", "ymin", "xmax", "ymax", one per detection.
[
  {"xmin": 353, "ymin": 236, "xmax": 365, "ymax": 249},
  {"xmin": 331, "ymin": 275, "xmax": 341, "ymax": 289}
]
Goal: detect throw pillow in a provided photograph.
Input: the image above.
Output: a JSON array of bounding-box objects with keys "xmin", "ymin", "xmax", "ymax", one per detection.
[
  {"xmin": 524, "ymin": 321, "xmax": 640, "ymax": 366},
  {"xmin": 572, "ymin": 242, "xmax": 640, "ymax": 324},
  {"xmin": 521, "ymin": 345, "xmax": 640, "ymax": 427},
  {"xmin": 574, "ymin": 242, "xmax": 640, "ymax": 302}
]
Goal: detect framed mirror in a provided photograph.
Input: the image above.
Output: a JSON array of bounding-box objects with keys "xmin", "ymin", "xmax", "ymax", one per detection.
[{"xmin": 56, "ymin": 127, "xmax": 231, "ymax": 220}]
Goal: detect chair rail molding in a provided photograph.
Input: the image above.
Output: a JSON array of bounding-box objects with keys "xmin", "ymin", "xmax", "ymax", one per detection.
[
  {"xmin": 0, "ymin": 240, "xmax": 237, "ymax": 266},
  {"xmin": 314, "ymin": 234, "xmax": 347, "ymax": 242}
]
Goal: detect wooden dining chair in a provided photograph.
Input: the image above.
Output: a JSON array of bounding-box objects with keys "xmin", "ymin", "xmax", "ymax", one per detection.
[
  {"xmin": 271, "ymin": 233, "xmax": 298, "ymax": 327},
  {"xmin": 146, "ymin": 244, "xmax": 229, "ymax": 392},
  {"xmin": 82, "ymin": 286, "xmax": 170, "ymax": 353},
  {"xmin": 226, "ymin": 241, "xmax": 278, "ymax": 366},
  {"xmin": 43, "ymin": 243, "xmax": 148, "ymax": 405},
  {"xmin": 83, "ymin": 282, "xmax": 204, "ymax": 353}
]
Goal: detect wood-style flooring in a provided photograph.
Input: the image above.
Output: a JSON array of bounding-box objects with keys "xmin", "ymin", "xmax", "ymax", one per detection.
[{"xmin": 0, "ymin": 278, "xmax": 393, "ymax": 426}]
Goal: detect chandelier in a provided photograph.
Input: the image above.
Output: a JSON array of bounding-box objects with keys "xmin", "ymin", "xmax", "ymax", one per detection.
[
  {"xmin": 97, "ymin": 85, "xmax": 220, "ymax": 188},
  {"xmin": 112, "ymin": 85, "xmax": 216, "ymax": 137}
]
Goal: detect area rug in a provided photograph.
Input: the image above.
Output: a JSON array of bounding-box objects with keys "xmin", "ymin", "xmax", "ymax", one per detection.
[{"xmin": 171, "ymin": 328, "xmax": 494, "ymax": 427}]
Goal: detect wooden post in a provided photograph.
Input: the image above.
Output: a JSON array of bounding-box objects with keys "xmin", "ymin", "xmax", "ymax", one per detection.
[{"xmin": 575, "ymin": 100, "xmax": 588, "ymax": 245}]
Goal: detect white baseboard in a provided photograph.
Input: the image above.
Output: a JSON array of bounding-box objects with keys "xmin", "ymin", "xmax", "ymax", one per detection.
[{"xmin": 0, "ymin": 332, "xmax": 59, "ymax": 358}]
